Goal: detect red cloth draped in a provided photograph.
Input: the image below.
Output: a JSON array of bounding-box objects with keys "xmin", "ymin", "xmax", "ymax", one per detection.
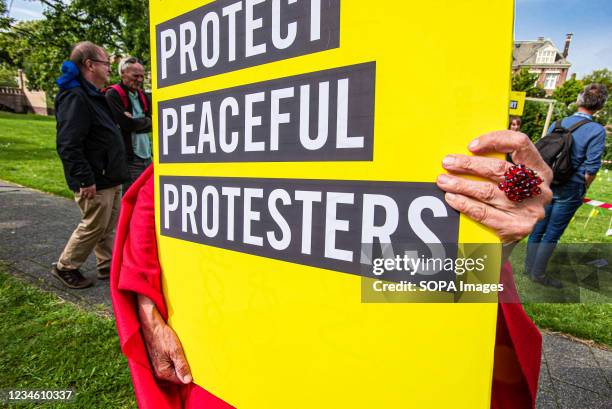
[{"xmin": 111, "ymin": 166, "xmax": 541, "ymax": 409}]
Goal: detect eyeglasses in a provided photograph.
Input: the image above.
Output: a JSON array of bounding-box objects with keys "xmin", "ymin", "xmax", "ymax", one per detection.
[{"xmin": 88, "ymin": 59, "xmax": 111, "ymax": 67}]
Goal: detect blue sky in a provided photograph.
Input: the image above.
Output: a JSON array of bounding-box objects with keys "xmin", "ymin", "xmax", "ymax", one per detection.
[{"xmin": 6, "ymin": 0, "xmax": 612, "ymax": 77}]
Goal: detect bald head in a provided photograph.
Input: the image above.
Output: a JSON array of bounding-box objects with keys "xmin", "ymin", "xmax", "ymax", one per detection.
[
  {"xmin": 70, "ymin": 41, "xmax": 105, "ymax": 69},
  {"xmin": 69, "ymin": 41, "xmax": 111, "ymax": 89}
]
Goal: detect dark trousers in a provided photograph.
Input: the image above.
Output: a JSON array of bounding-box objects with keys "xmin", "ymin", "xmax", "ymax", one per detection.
[
  {"xmin": 525, "ymin": 181, "xmax": 585, "ymax": 278},
  {"xmin": 122, "ymin": 157, "xmax": 152, "ymax": 196}
]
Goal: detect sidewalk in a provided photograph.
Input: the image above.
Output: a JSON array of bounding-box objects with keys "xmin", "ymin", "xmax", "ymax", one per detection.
[{"xmin": 1, "ymin": 180, "xmax": 610, "ymax": 408}]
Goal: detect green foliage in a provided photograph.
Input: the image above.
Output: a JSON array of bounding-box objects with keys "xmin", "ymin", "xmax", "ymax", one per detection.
[
  {"xmin": 582, "ymin": 69, "xmax": 612, "ymax": 90},
  {"xmin": 512, "ymin": 68, "xmax": 546, "ymax": 97},
  {"xmin": 0, "ymin": 63, "xmax": 17, "ymax": 87},
  {"xmin": 552, "ymin": 77, "xmax": 583, "ymax": 106},
  {"xmin": 0, "ymin": 0, "xmax": 12, "ymax": 30},
  {"xmin": 0, "ymin": 0, "xmax": 149, "ymax": 94},
  {"xmin": 520, "ymin": 100, "xmax": 548, "ymax": 141},
  {"xmin": 0, "ymin": 271, "xmax": 137, "ymax": 408}
]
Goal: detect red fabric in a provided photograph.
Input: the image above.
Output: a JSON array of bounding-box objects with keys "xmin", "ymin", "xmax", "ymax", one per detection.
[
  {"xmin": 111, "ymin": 167, "xmax": 541, "ymax": 409},
  {"xmin": 110, "ymin": 165, "xmax": 233, "ymax": 409},
  {"xmin": 492, "ymin": 263, "xmax": 542, "ymax": 409},
  {"xmin": 105, "ymin": 84, "xmax": 149, "ymax": 113}
]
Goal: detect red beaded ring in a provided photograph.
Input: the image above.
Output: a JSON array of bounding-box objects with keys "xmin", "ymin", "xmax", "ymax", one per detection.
[{"xmin": 498, "ymin": 164, "xmax": 543, "ymax": 202}]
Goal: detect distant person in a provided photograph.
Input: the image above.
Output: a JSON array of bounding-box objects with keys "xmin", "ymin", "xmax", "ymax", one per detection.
[
  {"xmin": 509, "ymin": 116, "xmax": 522, "ymax": 132},
  {"xmin": 525, "ymin": 83, "xmax": 608, "ymax": 288},
  {"xmin": 53, "ymin": 41, "xmax": 128, "ymax": 288},
  {"xmin": 105, "ymin": 57, "xmax": 152, "ymax": 194}
]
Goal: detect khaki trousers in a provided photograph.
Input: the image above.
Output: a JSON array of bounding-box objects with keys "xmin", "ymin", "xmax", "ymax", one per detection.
[{"xmin": 57, "ymin": 185, "xmax": 121, "ymax": 271}]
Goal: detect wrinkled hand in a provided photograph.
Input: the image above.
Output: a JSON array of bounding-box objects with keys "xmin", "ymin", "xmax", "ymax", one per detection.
[
  {"xmin": 124, "ymin": 111, "xmax": 133, "ymax": 118},
  {"xmin": 79, "ymin": 184, "xmax": 96, "ymax": 200},
  {"xmin": 138, "ymin": 296, "xmax": 192, "ymax": 384},
  {"xmin": 436, "ymin": 131, "xmax": 553, "ymax": 243}
]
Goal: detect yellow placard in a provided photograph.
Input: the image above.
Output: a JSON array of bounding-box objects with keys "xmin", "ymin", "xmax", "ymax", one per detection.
[
  {"xmin": 509, "ymin": 90, "xmax": 526, "ymax": 116},
  {"xmin": 150, "ymin": 1, "xmax": 512, "ymax": 408}
]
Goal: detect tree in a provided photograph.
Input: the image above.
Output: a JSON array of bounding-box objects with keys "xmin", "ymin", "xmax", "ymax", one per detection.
[
  {"xmin": 551, "ymin": 77, "xmax": 583, "ymax": 106},
  {"xmin": 582, "ymin": 69, "xmax": 612, "ymax": 91},
  {"xmin": 0, "ymin": 0, "xmax": 12, "ymax": 30},
  {"xmin": 0, "ymin": 0, "xmax": 149, "ymax": 94},
  {"xmin": 520, "ymin": 101, "xmax": 548, "ymax": 142},
  {"xmin": 512, "ymin": 68, "xmax": 546, "ymax": 98},
  {"xmin": 0, "ymin": 64, "xmax": 17, "ymax": 87}
]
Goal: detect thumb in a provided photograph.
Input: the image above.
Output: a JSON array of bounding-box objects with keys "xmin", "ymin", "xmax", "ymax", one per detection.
[{"xmin": 171, "ymin": 347, "xmax": 192, "ymax": 384}]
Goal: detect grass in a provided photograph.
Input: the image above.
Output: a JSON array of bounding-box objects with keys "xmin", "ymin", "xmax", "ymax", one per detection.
[
  {"xmin": 0, "ymin": 112, "xmax": 609, "ymax": 347},
  {"xmin": 515, "ymin": 176, "xmax": 612, "ymax": 347},
  {"xmin": 560, "ymin": 173, "xmax": 612, "ymax": 243},
  {"xmin": 0, "ymin": 270, "xmax": 136, "ymax": 409},
  {"xmin": 524, "ymin": 303, "xmax": 611, "ymax": 346},
  {"xmin": 0, "ymin": 111, "xmax": 72, "ymax": 198}
]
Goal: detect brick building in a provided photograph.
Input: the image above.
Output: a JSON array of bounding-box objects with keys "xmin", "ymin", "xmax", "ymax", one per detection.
[{"xmin": 512, "ymin": 33, "xmax": 573, "ymax": 95}]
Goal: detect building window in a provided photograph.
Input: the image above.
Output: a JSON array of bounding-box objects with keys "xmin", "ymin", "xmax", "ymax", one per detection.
[
  {"xmin": 544, "ymin": 73, "xmax": 559, "ymax": 90},
  {"xmin": 536, "ymin": 49, "xmax": 556, "ymax": 64}
]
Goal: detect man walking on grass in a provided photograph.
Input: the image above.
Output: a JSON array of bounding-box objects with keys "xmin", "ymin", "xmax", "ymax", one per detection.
[
  {"xmin": 105, "ymin": 56, "xmax": 152, "ymax": 194},
  {"xmin": 525, "ymin": 83, "xmax": 608, "ymax": 288},
  {"xmin": 52, "ymin": 41, "xmax": 128, "ymax": 289}
]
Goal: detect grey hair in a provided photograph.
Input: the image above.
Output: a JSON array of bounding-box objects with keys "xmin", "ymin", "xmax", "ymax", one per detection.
[
  {"xmin": 118, "ymin": 56, "xmax": 143, "ymax": 75},
  {"xmin": 576, "ymin": 83, "xmax": 609, "ymax": 112}
]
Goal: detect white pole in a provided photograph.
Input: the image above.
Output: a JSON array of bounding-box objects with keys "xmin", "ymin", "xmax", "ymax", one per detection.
[{"xmin": 542, "ymin": 101, "xmax": 554, "ymax": 139}]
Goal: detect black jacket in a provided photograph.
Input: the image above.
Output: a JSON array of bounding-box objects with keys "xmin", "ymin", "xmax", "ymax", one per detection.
[
  {"xmin": 105, "ymin": 83, "xmax": 152, "ymax": 162},
  {"xmin": 55, "ymin": 79, "xmax": 129, "ymax": 192}
]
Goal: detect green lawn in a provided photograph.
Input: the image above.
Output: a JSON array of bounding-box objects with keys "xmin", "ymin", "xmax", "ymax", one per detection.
[
  {"xmin": 0, "ymin": 270, "xmax": 136, "ymax": 408},
  {"xmin": 0, "ymin": 112, "xmax": 610, "ymax": 347},
  {"xmin": 0, "ymin": 111, "xmax": 72, "ymax": 198},
  {"xmin": 561, "ymin": 174, "xmax": 612, "ymax": 243},
  {"xmin": 519, "ymin": 175, "xmax": 612, "ymax": 347}
]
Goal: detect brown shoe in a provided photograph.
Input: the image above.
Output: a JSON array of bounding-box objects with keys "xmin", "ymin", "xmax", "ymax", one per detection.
[
  {"xmin": 51, "ymin": 263, "xmax": 93, "ymax": 289},
  {"xmin": 97, "ymin": 267, "xmax": 110, "ymax": 280}
]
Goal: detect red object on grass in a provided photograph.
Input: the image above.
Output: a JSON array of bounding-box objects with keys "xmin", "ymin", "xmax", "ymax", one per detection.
[{"xmin": 111, "ymin": 165, "xmax": 541, "ymax": 409}]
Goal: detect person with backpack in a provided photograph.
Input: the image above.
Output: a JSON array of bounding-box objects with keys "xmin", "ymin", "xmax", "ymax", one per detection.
[
  {"xmin": 105, "ymin": 57, "xmax": 152, "ymax": 194},
  {"xmin": 525, "ymin": 83, "xmax": 608, "ymax": 288}
]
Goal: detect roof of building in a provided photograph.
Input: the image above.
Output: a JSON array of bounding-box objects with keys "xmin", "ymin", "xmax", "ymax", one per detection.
[{"xmin": 513, "ymin": 38, "xmax": 571, "ymax": 68}]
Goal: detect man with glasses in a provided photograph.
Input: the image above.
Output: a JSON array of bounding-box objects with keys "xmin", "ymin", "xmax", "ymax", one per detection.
[
  {"xmin": 52, "ymin": 41, "xmax": 129, "ymax": 289},
  {"xmin": 105, "ymin": 57, "xmax": 153, "ymax": 194}
]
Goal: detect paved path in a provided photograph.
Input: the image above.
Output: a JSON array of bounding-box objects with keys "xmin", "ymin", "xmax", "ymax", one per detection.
[{"xmin": 1, "ymin": 180, "xmax": 610, "ymax": 408}]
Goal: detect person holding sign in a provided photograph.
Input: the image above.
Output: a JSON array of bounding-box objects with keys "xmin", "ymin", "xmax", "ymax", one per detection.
[{"xmin": 111, "ymin": 130, "xmax": 551, "ymax": 409}]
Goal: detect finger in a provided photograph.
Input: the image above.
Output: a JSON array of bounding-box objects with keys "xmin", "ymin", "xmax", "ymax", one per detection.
[
  {"xmin": 468, "ymin": 131, "xmax": 552, "ymax": 181},
  {"xmin": 442, "ymin": 154, "xmax": 512, "ymax": 182},
  {"xmin": 170, "ymin": 345, "xmax": 192, "ymax": 384},
  {"xmin": 154, "ymin": 358, "xmax": 182, "ymax": 384},
  {"xmin": 437, "ymin": 174, "xmax": 507, "ymax": 208},
  {"xmin": 444, "ymin": 193, "xmax": 535, "ymax": 243}
]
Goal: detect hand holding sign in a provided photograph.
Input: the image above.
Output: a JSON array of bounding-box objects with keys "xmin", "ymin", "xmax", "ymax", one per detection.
[
  {"xmin": 137, "ymin": 295, "xmax": 192, "ymax": 385},
  {"xmin": 437, "ymin": 131, "xmax": 553, "ymax": 243}
]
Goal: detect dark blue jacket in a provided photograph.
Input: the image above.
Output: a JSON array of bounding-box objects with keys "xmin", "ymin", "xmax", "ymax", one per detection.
[{"xmin": 55, "ymin": 78, "xmax": 129, "ymax": 191}]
